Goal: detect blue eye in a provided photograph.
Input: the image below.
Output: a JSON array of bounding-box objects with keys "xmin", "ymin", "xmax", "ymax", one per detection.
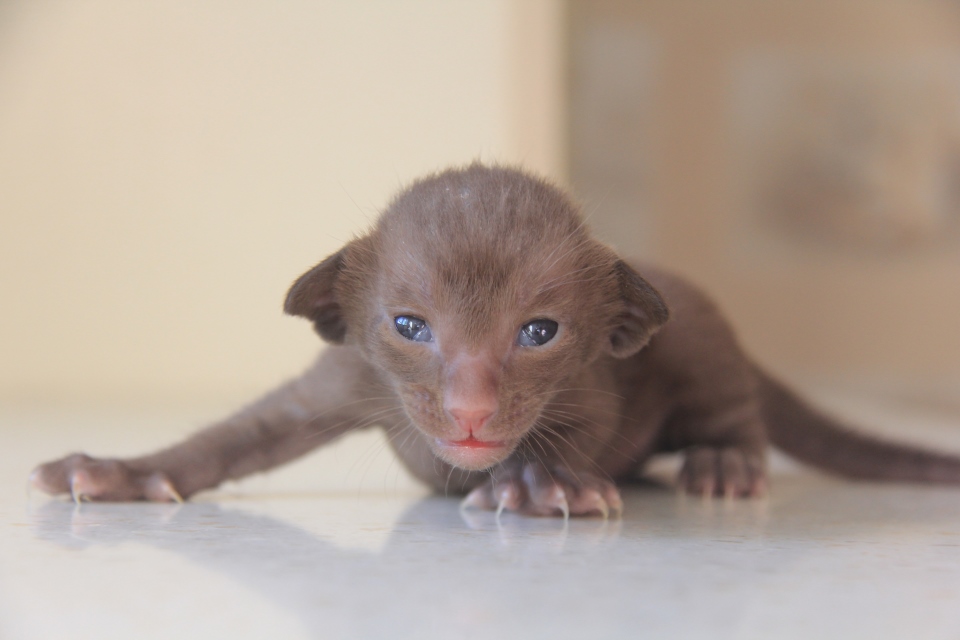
[
  {"xmin": 394, "ymin": 316, "xmax": 434, "ymax": 342},
  {"xmin": 517, "ymin": 319, "xmax": 558, "ymax": 347}
]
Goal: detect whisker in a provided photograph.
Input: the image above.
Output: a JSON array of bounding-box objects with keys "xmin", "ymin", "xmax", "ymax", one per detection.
[
  {"xmin": 536, "ymin": 275, "xmax": 607, "ymax": 295},
  {"xmin": 384, "ymin": 419, "xmax": 419, "ymax": 494},
  {"xmin": 525, "ymin": 425, "xmax": 553, "ymax": 466},
  {"xmin": 531, "ymin": 421, "xmax": 615, "ymax": 483},
  {"xmin": 544, "ymin": 402, "xmax": 638, "ymax": 422},
  {"xmin": 357, "ymin": 423, "xmax": 413, "ymax": 494},
  {"xmin": 284, "ymin": 392, "xmax": 399, "ymax": 439},
  {"xmin": 536, "ymin": 263, "xmax": 595, "ymax": 292},
  {"xmin": 346, "ymin": 426, "xmax": 394, "ymax": 487},
  {"xmin": 529, "ymin": 387, "xmax": 626, "ymax": 401},
  {"xmin": 301, "ymin": 405, "xmax": 407, "ymax": 443},
  {"xmin": 293, "ymin": 395, "xmax": 400, "ymax": 430},
  {"xmin": 538, "ymin": 408, "xmax": 638, "ymax": 445},
  {"xmin": 538, "ymin": 411, "xmax": 637, "ymax": 452},
  {"xmin": 444, "ymin": 463, "xmax": 455, "ymax": 497},
  {"xmin": 343, "ymin": 417, "xmax": 413, "ymax": 492},
  {"xmin": 537, "ymin": 235, "xmax": 589, "ymax": 277},
  {"xmin": 537, "ymin": 232, "xmax": 596, "ymax": 279},
  {"xmin": 527, "ymin": 423, "xmax": 581, "ymax": 482}
]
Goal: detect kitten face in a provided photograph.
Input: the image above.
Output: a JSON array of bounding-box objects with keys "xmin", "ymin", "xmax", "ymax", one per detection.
[
  {"xmin": 284, "ymin": 164, "xmax": 668, "ymax": 471},
  {"xmin": 366, "ymin": 241, "xmax": 606, "ymax": 469}
]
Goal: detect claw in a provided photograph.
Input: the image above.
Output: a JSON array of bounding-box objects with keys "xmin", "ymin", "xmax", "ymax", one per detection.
[
  {"xmin": 751, "ymin": 477, "xmax": 768, "ymax": 499},
  {"xmin": 575, "ymin": 488, "xmax": 609, "ymax": 519},
  {"xmin": 70, "ymin": 472, "xmax": 90, "ymax": 506},
  {"xmin": 494, "ymin": 482, "xmax": 522, "ymax": 513},
  {"xmin": 595, "ymin": 497, "xmax": 609, "ymax": 520},
  {"xmin": 548, "ymin": 487, "xmax": 570, "ymax": 521},
  {"xmin": 701, "ymin": 479, "xmax": 715, "ymax": 500},
  {"xmin": 146, "ymin": 475, "xmax": 184, "ymax": 503},
  {"xmin": 606, "ymin": 491, "xmax": 623, "ymax": 517},
  {"xmin": 492, "ymin": 483, "xmax": 522, "ymax": 520},
  {"xmin": 165, "ymin": 483, "xmax": 184, "ymax": 504},
  {"xmin": 460, "ymin": 487, "xmax": 489, "ymax": 512},
  {"xmin": 558, "ymin": 495, "xmax": 570, "ymax": 521}
]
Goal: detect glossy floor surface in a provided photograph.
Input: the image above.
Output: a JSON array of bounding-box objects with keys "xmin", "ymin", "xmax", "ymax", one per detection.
[{"xmin": 3, "ymin": 398, "xmax": 960, "ymax": 639}]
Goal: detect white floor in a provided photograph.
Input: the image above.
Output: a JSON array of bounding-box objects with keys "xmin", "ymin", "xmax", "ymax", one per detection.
[{"xmin": 3, "ymin": 395, "xmax": 960, "ymax": 640}]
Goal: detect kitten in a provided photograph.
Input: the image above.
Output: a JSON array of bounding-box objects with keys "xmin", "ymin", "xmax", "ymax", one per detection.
[{"xmin": 31, "ymin": 164, "xmax": 960, "ymax": 517}]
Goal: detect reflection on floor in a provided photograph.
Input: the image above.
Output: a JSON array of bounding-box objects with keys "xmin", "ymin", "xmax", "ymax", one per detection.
[{"xmin": 2, "ymin": 402, "xmax": 960, "ymax": 639}]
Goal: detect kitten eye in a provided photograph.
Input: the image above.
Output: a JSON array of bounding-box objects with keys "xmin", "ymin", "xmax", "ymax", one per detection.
[
  {"xmin": 394, "ymin": 315, "xmax": 434, "ymax": 343},
  {"xmin": 517, "ymin": 319, "xmax": 558, "ymax": 347}
]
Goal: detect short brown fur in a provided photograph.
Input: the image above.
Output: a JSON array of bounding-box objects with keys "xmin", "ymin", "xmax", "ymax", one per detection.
[{"xmin": 31, "ymin": 164, "xmax": 960, "ymax": 516}]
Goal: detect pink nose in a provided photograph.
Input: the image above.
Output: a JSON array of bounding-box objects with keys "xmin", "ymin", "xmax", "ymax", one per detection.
[{"xmin": 448, "ymin": 408, "xmax": 495, "ymax": 437}]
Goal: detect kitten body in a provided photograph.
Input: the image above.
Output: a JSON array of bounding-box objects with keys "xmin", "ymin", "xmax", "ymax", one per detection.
[{"xmin": 32, "ymin": 165, "xmax": 960, "ymax": 516}]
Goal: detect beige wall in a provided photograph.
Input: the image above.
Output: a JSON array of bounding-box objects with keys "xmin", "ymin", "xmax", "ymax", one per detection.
[
  {"xmin": 0, "ymin": 1, "xmax": 566, "ymax": 406},
  {"xmin": 569, "ymin": 0, "xmax": 960, "ymax": 402},
  {"xmin": 9, "ymin": 0, "xmax": 953, "ymax": 415}
]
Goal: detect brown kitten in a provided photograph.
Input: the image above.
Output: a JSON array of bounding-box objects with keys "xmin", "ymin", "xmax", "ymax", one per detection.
[{"xmin": 31, "ymin": 164, "xmax": 960, "ymax": 517}]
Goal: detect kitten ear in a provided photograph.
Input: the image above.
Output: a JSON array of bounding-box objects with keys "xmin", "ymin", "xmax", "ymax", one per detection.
[
  {"xmin": 284, "ymin": 246, "xmax": 350, "ymax": 343},
  {"xmin": 607, "ymin": 260, "xmax": 669, "ymax": 358}
]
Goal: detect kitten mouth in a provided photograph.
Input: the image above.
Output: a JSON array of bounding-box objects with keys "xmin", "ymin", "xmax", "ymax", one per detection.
[
  {"xmin": 439, "ymin": 437, "xmax": 506, "ymax": 449},
  {"xmin": 434, "ymin": 437, "xmax": 510, "ymax": 470}
]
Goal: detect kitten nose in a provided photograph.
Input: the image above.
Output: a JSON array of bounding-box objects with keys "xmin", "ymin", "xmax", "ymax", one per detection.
[{"xmin": 448, "ymin": 407, "xmax": 496, "ymax": 437}]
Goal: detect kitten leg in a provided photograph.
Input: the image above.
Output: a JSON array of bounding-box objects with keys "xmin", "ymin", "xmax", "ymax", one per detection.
[{"xmin": 31, "ymin": 347, "xmax": 387, "ymax": 502}]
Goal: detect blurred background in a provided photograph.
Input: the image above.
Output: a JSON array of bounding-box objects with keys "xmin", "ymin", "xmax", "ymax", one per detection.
[
  {"xmin": 569, "ymin": 0, "xmax": 960, "ymax": 415},
  {"xmin": 1, "ymin": 1, "xmax": 957, "ymax": 440}
]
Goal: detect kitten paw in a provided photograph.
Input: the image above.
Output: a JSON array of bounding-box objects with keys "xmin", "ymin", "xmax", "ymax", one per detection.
[
  {"xmin": 678, "ymin": 446, "xmax": 766, "ymax": 498},
  {"xmin": 30, "ymin": 454, "xmax": 183, "ymax": 503},
  {"xmin": 461, "ymin": 462, "xmax": 622, "ymax": 518}
]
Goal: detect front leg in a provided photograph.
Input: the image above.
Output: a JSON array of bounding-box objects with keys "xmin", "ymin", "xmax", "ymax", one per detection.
[{"xmin": 31, "ymin": 346, "xmax": 391, "ymax": 502}]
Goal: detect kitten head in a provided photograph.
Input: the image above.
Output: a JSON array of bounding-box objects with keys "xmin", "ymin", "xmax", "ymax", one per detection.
[{"xmin": 285, "ymin": 164, "xmax": 668, "ymax": 470}]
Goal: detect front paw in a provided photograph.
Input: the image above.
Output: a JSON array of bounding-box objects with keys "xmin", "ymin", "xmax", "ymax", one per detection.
[
  {"xmin": 31, "ymin": 453, "xmax": 183, "ymax": 503},
  {"xmin": 678, "ymin": 446, "xmax": 767, "ymax": 498},
  {"xmin": 461, "ymin": 462, "xmax": 622, "ymax": 518}
]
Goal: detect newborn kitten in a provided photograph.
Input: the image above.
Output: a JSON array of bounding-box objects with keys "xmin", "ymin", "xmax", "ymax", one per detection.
[{"xmin": 31, "ymin": 164, "xmax": 960, "ymax": 517}]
